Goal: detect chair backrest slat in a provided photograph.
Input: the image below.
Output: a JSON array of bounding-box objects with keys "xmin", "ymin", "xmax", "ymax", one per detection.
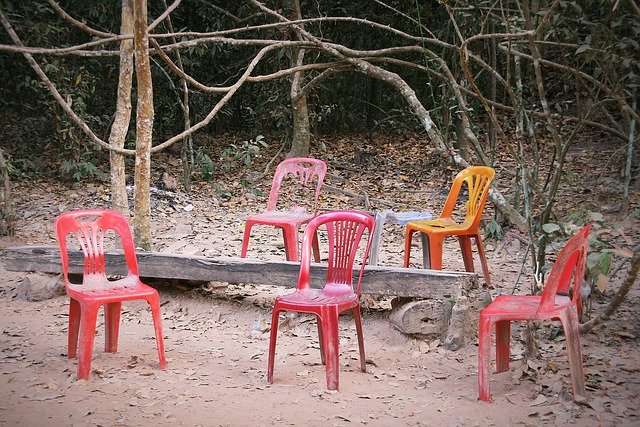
[
  {"xmin": 538, "ymin": 223, "xmax": 592, "ymax": 315},
  {"xmin": 297, "ymin": 211, "xmax": 374, "ymax": 296},
  {"xmin": 441, "ymin": 166, "xmax": 495, "ymax": 227},
  {"xmin": 55, "ymin": 210, "xmax": 140, "ymax": 288},
  {"xmin": 266, "ymin": 158, "xmax": 327, "ymax": 213}
]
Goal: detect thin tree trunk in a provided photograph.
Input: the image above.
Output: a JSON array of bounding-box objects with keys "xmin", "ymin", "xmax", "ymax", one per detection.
[
  {"xmin": 159, "ymin": 0, "xmax": 192, "ymax": 192},
  {"xmin": 133, "ymin": 0, "xmax": 153, "ymax": 250},
  {"xmin": 286, "ymin": 0, "xmax": 310, "ymax": 158},
  {"xmin": 109, "ymin": 0, "xmax": 134, "ymax": 216},
  {"xmin": 488, "ymin": 21, "xmax": 497, "ymax": 158},
  {"xmin": 0, "ymin": 147, "xmax": 16, "ymax": 236},
  {"xmin": 622, "ymin": 93, "xmax": 636, "ymax": 214}
]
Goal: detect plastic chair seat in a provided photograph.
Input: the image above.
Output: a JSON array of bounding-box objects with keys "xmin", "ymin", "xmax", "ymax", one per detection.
[
  {"xmin": 267, "ymin": 210, "xmax": 375, "ymax": 391},
  {"xmin": 247, "ymin": 210, "xmax": 314, "ymax": 222},
  {"xmin": 480, "ymin": 294, "xmax": 572, "ymax": 320},
  {"xmin": 274, "ymin": 287, "xmax": 359, "ymax": 309},
  {"xmin": 409, "ymin": 217, "xmax": 472, "ymax": 234},
  {"xmin": 478, "ymin": 224, "xmax": 592, "ymax": 404},
  {"xmin": 67, "ymin": 277, "xmax": 158, "ymax": 300}
]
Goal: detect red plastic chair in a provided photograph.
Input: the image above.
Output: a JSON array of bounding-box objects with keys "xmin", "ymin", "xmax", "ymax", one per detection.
[
  {"xmin": 241, "ymin": 157, "xmax": 327, "ymax": 262},
  {"xmin": 404, "ymin": 166, "xmax": 495, "ymax": 284},
  {"xmin": 478, "ymin": 223, "xmax": 592, "ymax": 403},
  {"xmin": 54, "ymin": 209, "xmax": 166, "ymax": 380},
  {"xmin": 267, "ymin": 210, "xmax": 375, "ymax": 390}
]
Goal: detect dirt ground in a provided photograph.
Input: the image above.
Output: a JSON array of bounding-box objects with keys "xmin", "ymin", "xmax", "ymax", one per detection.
[{"xmin": 1, "ymin": 136, "xmax": 639, "ymax": 426}]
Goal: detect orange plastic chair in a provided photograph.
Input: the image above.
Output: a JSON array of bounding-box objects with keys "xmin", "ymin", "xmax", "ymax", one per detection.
[
  {"xmin": 478, "ymin": 223, "xmax": 592, "ymax": 403},
  {"xmin": 403, "ymin": 166, "xmax": 495, "ymax": 284},
  {"xmin": 240, "ymin": 157, "xmax": 327, "ymax": 262},
  {"xmin": 267, "ymin": 210, "xmax": 375, "ymax": 390},
  {"xmin": 54, "ymin": 209, "xmax": 166, "ymax": 380}
]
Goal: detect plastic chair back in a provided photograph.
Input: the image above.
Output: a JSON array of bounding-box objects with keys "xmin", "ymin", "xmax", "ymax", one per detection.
[
  {"xmin": 266, "ymin": 157, "xmax": 327, "ymax": 213},
  {"xmin": 538, "ymin": 223, "xmax": 592, "ymax": 316},
  {"xmin": 297, "ymin": 211, "xmax": 374, "ymax": 295},
  {"xmin": 55, "ymin": 209, "xmax": 139, "ymax": 291},
  {"xmin": 440, "ymin": 166, "xmax": 495, "ymax": 228}
]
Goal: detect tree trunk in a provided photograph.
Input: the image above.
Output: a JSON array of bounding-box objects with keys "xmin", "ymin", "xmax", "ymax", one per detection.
[
  {"xmin": 109, "ymin": 0, "xmax": 134, "ymax": 216},
  {"xmin": 132, "ymin": 0, "xmax": 153, "ymax": 250},
  {"xmin": 286, "ymin": 0, "xmax": 310, "ymax": 158},
  {"xmin": 289, "ymin": 70, "xmax": 311, "ymax": 158},
  {"xmin": 0, "ymin": 147, "xmax": 16, "ymax": 236},
  {"xmin": 159, "ymin": 0, "xmax": 192, "ymax": 193}
]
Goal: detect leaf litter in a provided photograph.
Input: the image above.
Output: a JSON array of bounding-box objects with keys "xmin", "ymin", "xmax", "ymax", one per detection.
[{"xmin": 0, "ymin": 134, "xmax": 639, "ymax": 425}]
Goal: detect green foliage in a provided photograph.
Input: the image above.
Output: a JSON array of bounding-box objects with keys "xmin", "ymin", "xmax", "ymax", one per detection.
[
  {"xmin": 194, "ymin": 149, "xmax": 215, "ymax": 181},
  {"xmin": 484, "ymin": 218, "xmax": 504, "ymax": 240},
  {"xmin": 60, "ymin": 159, "xmax": 108, "ymax": 182},
  {"xmin": 221, "ymin": 135, "xmax": 268, "ymax": 171},
  {"xmin": 214, "ymin": 185, "xmax": 233, "ymax": 201},
  {"xmin": 539, "ymin": 211, "xmax": 615, "ymax": 293}
]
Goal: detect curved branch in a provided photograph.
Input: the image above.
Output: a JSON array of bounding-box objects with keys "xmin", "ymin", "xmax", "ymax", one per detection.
[
  {"xmin": 151, "ymin": 44, "xmax": 279, "ymax": 153},
  {"xmin": 0, "ymin": 41, "xmax": 121, "ymax": 56},
  {"xmin": 580, "ymin": 245, "xmax": 640, "ymax": 333},
  {"xmin": 495, "ymin": 44, "xmax": 640, "ymax": 124},
  {"xmin": 148, "ymin": 0, "xmax": 182, "ymax": 32},
  {"xmin": 0, "ymin": 9, "xmax": 134, "ymax": 156},
  {"xmin": 45, "ymin": 0, "xmax": 116, "ymax": 38}
]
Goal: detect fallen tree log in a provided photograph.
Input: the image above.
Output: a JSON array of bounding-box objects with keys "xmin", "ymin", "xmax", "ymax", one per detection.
[{"xmin": 1, "ymin": 246, "xmax": 490, "ymax": 349}]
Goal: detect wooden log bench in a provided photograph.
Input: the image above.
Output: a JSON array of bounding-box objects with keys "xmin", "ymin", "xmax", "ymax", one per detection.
[{"xmin": 0, "ymin": 246, "xmax": 491, "ymax": 349}]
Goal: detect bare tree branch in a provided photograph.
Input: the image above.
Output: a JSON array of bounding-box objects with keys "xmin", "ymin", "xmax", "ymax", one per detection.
[
  {"xmin": 581, "ymin": 246, "xmax": 640, "ymax": 333},
  {"xmin": 148, "ymin": 0, "xmax": 182, "ymax": 32},
  {"xmin": 0, "ymin": 9, "xmax": 133, "ymax": 156},
  {"xmin": 45, "ymin": 0, "xmax": 116, "ymax": 37}
]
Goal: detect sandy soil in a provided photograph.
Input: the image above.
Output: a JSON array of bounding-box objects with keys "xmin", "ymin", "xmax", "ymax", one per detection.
[{"xmin": 1, "ymin": 150, "xmax": 639, "ymax": 426}]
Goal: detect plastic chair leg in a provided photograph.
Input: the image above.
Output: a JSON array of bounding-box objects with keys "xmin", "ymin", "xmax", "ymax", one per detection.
[
  {"xmin": 458, "ymin": 235, "xmax": 475, "ymax": 272},
  {"xmin": 68, "ymin": 298, "xmax": 81, "ymax": 359},
  {"xmin": 560, "ymin": 308, "xmax": 587, "ymax": 402},
  {"xmin": 240, "ymin": 222, "xmax": 253, "ymax": 258},
  {"xmin": 104, "ymin": 302, "xmax": 121, "ymax": 353},
  {"xmin": 403, "ymin": 228, "xmax": 416, "ymax": 267},
  {"xmin": 281, "ymin": 225, "xmax": 300, "ymax": 261},
  {"xmin": 478, "ymin": 314, "xmax": 493, "ymax": 402},
  {"xmin": 320, "ymin": 307, "xmax": 340, "ymax": 390},
  {"xmin": 148, "ymin": 294, "xmax": 166, "ymax": 368},
  {"xmin": 312, "ymin": 231, "xmax": 321, "ymax": 262},
  {"xmin": 428, "ymin": 235, "xmax": 444, "ymax": 270},
  {"xmin": 475, "ymin": 234, "xmax": 491, "ymax": 285},
  {"xmin": 495, "ymin": 320, "xmax": 511, "ymax": 373},
  {"xmin": 317, "ymin": 318, "xmax": 326, "ymax": 365},
  {"xmin": 352, "ymin": 306, "xmax": 366, "ymax": 373},
  {"xmin": 420, "ymin": 233, "xmax": 430, "ymax": 268},
  {"xmin": 267, "ymin": 308, "xmax": 281, "ymax": 383},
  {"xmin": 76, "ymin": 304, "xmax": 100, "ymax": 380}
]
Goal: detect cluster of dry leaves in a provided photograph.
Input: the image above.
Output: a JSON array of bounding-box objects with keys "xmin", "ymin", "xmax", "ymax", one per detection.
[{"xmin": 0, "ymin": 133, "xmax": 638, "ymax": 426}]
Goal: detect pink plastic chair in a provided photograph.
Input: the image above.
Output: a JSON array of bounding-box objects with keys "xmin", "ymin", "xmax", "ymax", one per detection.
[
  {"xmin": 54, "ymin": 209, "xmax": 166, "ymax": 380},
  {"xmin": 241, "ymin": 157, "xmax": 327, "ymax": 262},
  {"xmin": 267, "ymin": 210, "xmax": 375, "ymax": 390},
  {"xmin": 478, "ymin": 223, "xmax": 592, "ymax": 403}
]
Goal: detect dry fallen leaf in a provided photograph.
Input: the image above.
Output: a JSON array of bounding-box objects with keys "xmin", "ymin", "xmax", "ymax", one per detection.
[{"xmin": 530, "ymin": 394, "xmax": 547, "ymax": 406}]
